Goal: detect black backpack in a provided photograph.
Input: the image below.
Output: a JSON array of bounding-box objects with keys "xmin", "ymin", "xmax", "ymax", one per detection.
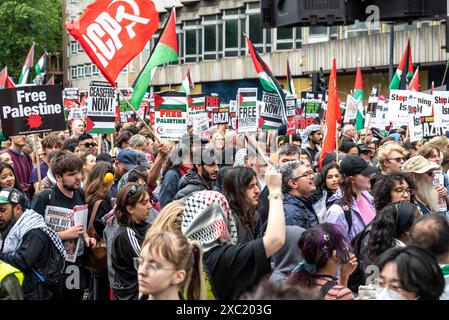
[
  {"xmin": 347, "ymin": 224, "xmax": 372, "ymax": 293},
  {"xmin": 32, "ymin": 230, "xmax": 65, "ymax": 299},
  {"xmin": 326, "ymin": 198, "xmax": 353, "ymax": 235}
]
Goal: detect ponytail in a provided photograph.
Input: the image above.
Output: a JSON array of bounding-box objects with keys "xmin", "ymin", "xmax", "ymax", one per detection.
[{"xmin": 184, "ymin": 240, "xmax": 206, "ymax": 300}]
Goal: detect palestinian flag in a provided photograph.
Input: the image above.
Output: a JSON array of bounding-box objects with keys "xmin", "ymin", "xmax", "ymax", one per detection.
[
  {"xmin": 154, "ymin": 91, "xmax": 188, "ymax": 140},
  {"xmin": 35, "ymin": 52, "xmax": 48, "ymax": 77},
  {"xmin": 0, "ymin": 67, "xmax": 7, "ymax": 89},
  {"xmin": 131, "ymin": 7, "xmax": 178, "ymax": 110},
  {"xmin": 286, "ymin": 60, "xmax": 295, "ymax": 96},
  {"xmin": 187, "ymin": 93, "xmax": 207, "ymax": 125},
  {"xmin": 354, "ymin": 62, "xmax": 365, "ymax": 131},
  {"xmin": 19, "ymin": 43, "xmax": 35, "ymax": 86},
  {"xmin": 245, "ymin": 34, "xmax": 286, "ymax": 123},
  {"xmin": 389, "ymin": 39, "xmax": 413, "ymax": 90},
  {"xmin": 408, "ymin": 66, "xmax": 420, "ymax": 91},
  {"xmin": 181, "ymin": 66, "xmax": 194, "ymax": 95},
  {"xmin": 46, "ymin": 76, "xmax": 55, "ymax": 85}
]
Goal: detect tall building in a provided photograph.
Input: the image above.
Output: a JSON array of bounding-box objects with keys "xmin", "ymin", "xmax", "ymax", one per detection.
[{"xmin": 63, "ymin": 0, "xmax": 449, "ymax": 103}]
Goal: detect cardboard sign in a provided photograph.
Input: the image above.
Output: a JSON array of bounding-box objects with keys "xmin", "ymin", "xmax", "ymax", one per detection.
[
  {"xmin": 366, "ymin": 85, "xmax": 380, "ymax": 115},
  {"xmin": 187, "ymin": 94, "xmax": 207, "ymax": 126},
  {"xmin": 408, "ymin": 115, "xmax": 423, "ymax": 143},
  {"xmin": 300, "ymin": 92, "xmax": 322, "ymax": 129},
  {"xmin": 371, "ymin": 98, "xmax": 389, "ymax": 129},
  {"xmin": 260, "ymin": 91, "xmax": 284, "ymax": 129},
  {"xmin": 421, "ymin": 115, "xmax": 444, "ymax": 139},
  {"xmin": 237, "ymin": 88, "xmax": 258, "ymax": 134},
  {"xmin": 286, "ymin": 95, "xmax": 296, "ymax": 117},
  {"xmin": 389, "ymin": 90, "xmax": 433, "ymax": 127},
  {"xmin": 154, "ymin": 91, "xmax": 188, "ymax": 140},
  {"xmin": 0, "ymin": 85, "xmax": 65, "ymax": 137},
  {"xmin": 86, "ymin": 81, "xmax": 118, "ymax": 134},
  {"xmin": 344, "ymin": 95, "xmax": 359, "ymax": 123}
]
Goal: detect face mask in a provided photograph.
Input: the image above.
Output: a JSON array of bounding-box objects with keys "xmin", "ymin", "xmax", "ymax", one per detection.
[{"xmin": 375, "ymin": 287, "xmax": 407, "ymax": 300}]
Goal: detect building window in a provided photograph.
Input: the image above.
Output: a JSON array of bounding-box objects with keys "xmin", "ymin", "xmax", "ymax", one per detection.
[
  {"xmin": 77, "ymin": 65, "xmax": 84, "ymax": 78},
  {"xmin": 276, "ymin": 27, "xmax": 293, "ymax": 50},
  {"xmin": 70, "ymin": 41, "xmax": 77, "ymax": 55},
  {"xmin": 223, "ymin": 8, "xmax": 245, "ymax": 58},
  {"xmin": 92, "ymin": 64, "xmax": 99, "ymax": 76},
  {"xmin": 84, "ymin": 64, "xmax": 91, "ymax": 78},
  {"xmin": 307, "ymin": 26, "xmax": 329, "ymax": 44},
  {"xmin": 77, "ymin": 42, "xmax": 83, "ymax": 53},
  {"xmin": 184, "ymin": 20, "xmax": 201, "ymax": 63},
  {"xmin": 345, "ymin": 21, "xmax": 380, "ymax": 38},
  {"xmin": 202, "ymin": 14, "xmax": 222, "ymax": 60},
  {"xmin": 70, "ymin": 66, "xmax": 77, "ymax": 80}
]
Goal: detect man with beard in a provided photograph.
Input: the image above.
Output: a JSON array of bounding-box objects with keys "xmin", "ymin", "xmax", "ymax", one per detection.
[
  {"xmin": 301, "ymin": 125, "xmax": 322, "ymax": 169},
  {"xmin": 402, "ymin": 155, "xmax": 441, "ymax": 214},
  {"xmin": 280, "ymin": 160, "xmax": 319, "ymax": 229},
  {"xmin": 30, "ymin": 150, "xmax": 88, "ymax": 300},
  {"xmin": 0, "ymin": 188, "xmax": 66, "ymax": 299},
  {"xmin": 174, "ymin": 147, "xmax": 219, "ymax": 200}
]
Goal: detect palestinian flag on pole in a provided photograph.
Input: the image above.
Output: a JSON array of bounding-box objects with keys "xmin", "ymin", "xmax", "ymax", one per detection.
[
  {"xmin": 18, "ymin": 42, "xmax": 35, "ymax": 86},
  {"xmin": 181, "ymin": 66, "xmax": 194, "ymax": 95},
  {"xmin": 245, "ymin": 34, "xmax": 286, "ymax": 123},
  {"xmin": 354, "ymin": 61, "xmax": 365, "ymax": 131},
  {"xmin": 408, "ymin": 66, "xmax": 420, "ymax": 91},
  {"xmin": 131, "ymin": 7, "xmax": 178, "ymax": 110},
  {"xmin": 35, "ymin": 52, "xmax": 48, "ymax": 85},
  {"xmin": 389, "ymin": 39, "xmax": 414, "ymax": 90},
  {"xmin": 286, "ymin": 60, "xmax": 295, "ymax": 96},
  {"xmin": 0, "ymin": 67, "xmax": 7, "ymax": 89},
  {"xmin": 7, "ymin": 77, "xmax": 16, "ymax": 88}
]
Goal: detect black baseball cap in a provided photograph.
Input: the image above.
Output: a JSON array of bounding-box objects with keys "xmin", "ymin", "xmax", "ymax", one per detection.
[
  {"xmin": 339, "ymin": 155, "xmax": 377, "ymax": 177},
  {"xmin": 357, "ymin": 144, "xmax": 371, "ymax": 154},
  {"xmin": 0, "ymin": 188, "xmax": 28, "ymax": 208}
]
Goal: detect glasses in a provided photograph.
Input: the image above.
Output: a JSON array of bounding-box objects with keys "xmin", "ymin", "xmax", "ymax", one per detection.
[
  {"xmin": 392, "ymin": 188, "xmax": 413, "ymax": 196},
  {"xmin": 83, "ymin": 142, "xmax": 97, "ymax": 148},
  {"xmin": 389, "ymin": 157, "xmax": 405, "ymax": 163},
  {"xmin": 133, "ymin": 257, "xmax": 174, "ymax": 273},
  {"xmin": 294, "ymin": 170, "xmax": 315, "ymax": 180}
]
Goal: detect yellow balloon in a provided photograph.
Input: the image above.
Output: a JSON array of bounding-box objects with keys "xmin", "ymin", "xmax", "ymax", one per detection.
[{"xmin": 103, "ymin": 172, "xmax": 114, "ymax": 184}]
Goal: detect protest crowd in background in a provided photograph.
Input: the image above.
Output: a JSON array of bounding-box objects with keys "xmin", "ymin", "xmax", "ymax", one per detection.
[{"xmin": 2, "ymin": 1, "xmax": 449, "ymax": 302}]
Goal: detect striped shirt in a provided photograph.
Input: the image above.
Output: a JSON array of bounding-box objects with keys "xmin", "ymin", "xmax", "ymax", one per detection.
[{"xmin": 314, "ymin": 276, "xmax": 355, "ymax": 300}]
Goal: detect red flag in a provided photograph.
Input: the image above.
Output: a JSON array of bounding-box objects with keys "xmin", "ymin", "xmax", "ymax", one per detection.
[
  {"xmin": 65, "ymin": 0, "xmax": 159, "ymax": 86},
  {"xmin": 0, "ymin": 67, "xmax": 7, "ymax": 89},
  {"xmin": 319, "ymin": 59, "xmax": 339, "ymax": 169}
]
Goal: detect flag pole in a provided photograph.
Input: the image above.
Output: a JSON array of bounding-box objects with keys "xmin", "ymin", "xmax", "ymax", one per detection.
[
  {"xmin": 33, "ymin": 134, "xmax": 42, "ymax": 192},
  {"xmin": 441, "ymin": 60, "xmax": 449, "ymax": 87},
  {"xmin": 335, "ymin": 120, "xmax": 339, "ymax": 164},
  {"xmin": 110, "ymin": 133, "xmax": 115, "ymax": 156},
  {"xmin": 114, "ymin": 87, "xmax": 160, "ymax": 143}
]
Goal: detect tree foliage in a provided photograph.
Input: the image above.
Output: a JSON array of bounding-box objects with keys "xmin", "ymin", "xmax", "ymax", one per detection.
[{"xmin": 0, "ymin": 0, "xmax": 62, "ymax": 79}]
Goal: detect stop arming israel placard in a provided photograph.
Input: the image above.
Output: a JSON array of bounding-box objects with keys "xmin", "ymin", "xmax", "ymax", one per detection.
[
  {"xmin": 388, "ymin": 90, "xmax": 433, "ymax": 127},
  {"xmin": 433, "ymin": 91, "xmax": 449, "ymax": 129},
  {"xmin": 86, "ymin": 81, "xmax": 118, "ymax": 134},
  {"xmin": 408, "ymin": 115, "xmax": 424, "ymax": 143},
  {"xmin": 0, "ymin": 85, "xmax": 65, "ymax": 137}
]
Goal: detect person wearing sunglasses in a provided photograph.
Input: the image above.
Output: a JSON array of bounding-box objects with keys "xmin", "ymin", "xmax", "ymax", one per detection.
[
  {"xmin": 371, "ymin": 142, "xmax": 406, "ymax": 187},
  {"xmin": 78, "ymin": 133, "xmax": 98, "ymax": 155},
  {"xmin": 279, "ymin": 160, "xmax": 319, "ymax": 230},
  {"xmin": 402, "ymin": 155, "xmax": 440, "ymax": 215},
  {"xmin": 110, "ymin": 183, "xmax": 152, "ymax": 300}
]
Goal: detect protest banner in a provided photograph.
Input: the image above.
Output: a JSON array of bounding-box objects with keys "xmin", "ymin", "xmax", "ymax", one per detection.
[
  {"xmin": 193, "ymin": 117, "xmax": 210, "ymax": 138},
  {"xmin": 68, "ymin": 106, "xmax": 87, "ymax": 121},
  {"xmin": 433, "ymin": 91, "xmax": 449, "ymax": 129},
  {"xmin": 286, "ymin": 95, "xmax": 296, "ymax": 117},
  {"xmin": 237, "ymin": 88, "xmax": 258, "ymax": 134},
  {"xmin": 0, "ymin": 85, "xmax": 65, "ymax": 137},
  {"xmin": 389, "ymin": 90, "xmax": 433, "ymax": 127},
  {"xmin": 187, "ymin": 94, "xmax": 207, "ymax": 126},
  {"xmin": 260, "ymin": 91, "xmax": 284, "ymax": 129},
  {"xmin": 213, "ymin": 105, "xmax": 230, "ymax": 125},
  {"xmin": 86, "ymin": 81, "xmax": 118, "ymax": 134},
  {"xmin": 366, "ymin": 85, "xmax": 380, "ymax": 115},
  {"xmin": 229, "ymin": 100, "xmax": 237, "ymax": 130},
  {"xmin": 343, "ymin": 95, "xmax": 359, "ymax": 124},
  {"xmin": 154, "ymin": 91, "xmax": 187, "ymax": 140},
  {"xmin": 300, "ymin": 92, "xmax": 322, "ymax": 129},
  {"xmin": 63, "ymin": 88, "xmax": 79, "ymax": 109},
  {"xmin": 408, "ymin": 115, "xmax": 423, "ymax": 142},
  {"xmin": 370, "ymin": 98, "xmax": 389, "ymax": 129},
  {"xmin": 420, "ymin": 115, "xmax": 444, "ymax": 139},
  {"xmin": 45, "ymin": 205, "xmax": 82, "ymax": 263}
]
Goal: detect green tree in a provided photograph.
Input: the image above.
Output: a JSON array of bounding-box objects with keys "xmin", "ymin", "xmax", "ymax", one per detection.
[{"xmin": 0, "ymin": 0, "xmax": 62, "ymax": 80}]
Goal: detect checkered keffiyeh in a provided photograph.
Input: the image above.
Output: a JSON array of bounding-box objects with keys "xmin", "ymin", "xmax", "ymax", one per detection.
[
  {"xmin": 41, "ymin": 226, "xmax": 68, "ymax": 260},
  {"xmin": 182, "ymin": 191, "xmax": 238, "ymax": 252}
]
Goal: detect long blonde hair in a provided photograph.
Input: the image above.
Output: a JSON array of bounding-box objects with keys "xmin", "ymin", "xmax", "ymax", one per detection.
[
  {"xmin": 146, "ymin": 200, "xmax": 185, "ymax": 239},
  {"xmin": 141, "ymin": 231, "xmax": 206, "ymax": 300}
]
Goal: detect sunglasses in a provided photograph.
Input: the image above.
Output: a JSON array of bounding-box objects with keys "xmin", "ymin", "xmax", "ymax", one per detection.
[
  {"xmin": 83, "ymin": 142, "xmax": 97, "ymax": 148},
  {"xmin": 389, "ymin": 157, "xmax": 405, "ymax": 163}
]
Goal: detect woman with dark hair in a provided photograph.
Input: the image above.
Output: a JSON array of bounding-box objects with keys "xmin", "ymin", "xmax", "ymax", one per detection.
[
  {"xmin": 111, "ymin": 183, "xmax": 152, "ymax": 300},
  {"xmin": 372, "ymin": 172, "xmax": 416, "ymax": 211},
  {"xmin": 287, "ymin": 223, "xmax": 358, "ymax": 300},
  {"xmin": 312, "ymin": 162, "xmax": 341, "ymax": 222},
  {"xmin": 340, "ymin": 141, "xmax": 359, "ymax": 155},
  {"xmin": 0, "ymin": 161, "xmax": 22, "ymax": 191},
  {"xmin": 375, "ymin": 246, "xmax": 444, "ymax": 300},
  {"xmin": 222, "ymin": 166, "xmax": 260, "ymax": 242},
  {"xmin": 84, "ymin": 161, "xmax": 115, "ymax": 300},
  {"xmin": 359, "ymin": 202, "xmax": 420, "ymax": 279},
  {"xmin": 115, "ymin": 131, "xmax": 133, "ymax": 154}
]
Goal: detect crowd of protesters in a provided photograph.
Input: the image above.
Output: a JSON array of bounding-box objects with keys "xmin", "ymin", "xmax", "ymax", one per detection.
[{"xmin": 1, "ymin": 118, "xmax": 449, "ymax": 301}]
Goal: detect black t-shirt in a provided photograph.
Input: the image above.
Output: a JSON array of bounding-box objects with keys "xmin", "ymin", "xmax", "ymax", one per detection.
[
  {"xmin": 203, "ymin": 238, "xmax": 271, "ymax": 300},
  {"xmin": 31, "ymin": 185, "xmax": 86, "ymax": 216}
]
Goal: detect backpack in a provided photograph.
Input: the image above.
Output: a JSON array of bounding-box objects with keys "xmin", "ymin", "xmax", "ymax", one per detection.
[
  {"xmin": 347, "ymin": 224, "xmax": 372, "ymax": 293},
  {"xmin": 327, "ymin": 198, "xmax": 353, "ymax": 235},
  {"xmin": 32, "ymin": 231, "xmax": 65, "ymax": 299},
  {"xmin": 319, "ymin": 280, "xmax": 338, "ymax": 299}
]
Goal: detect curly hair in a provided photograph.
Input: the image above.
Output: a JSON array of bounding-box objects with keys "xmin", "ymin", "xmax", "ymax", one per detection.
[
  {"xmin": 372, "ymin": 172, "xmax": 416, "ymax": 211},
  {"xmin": 365, "ymin": 201, "xmax": 417, "ymax": 265}
]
